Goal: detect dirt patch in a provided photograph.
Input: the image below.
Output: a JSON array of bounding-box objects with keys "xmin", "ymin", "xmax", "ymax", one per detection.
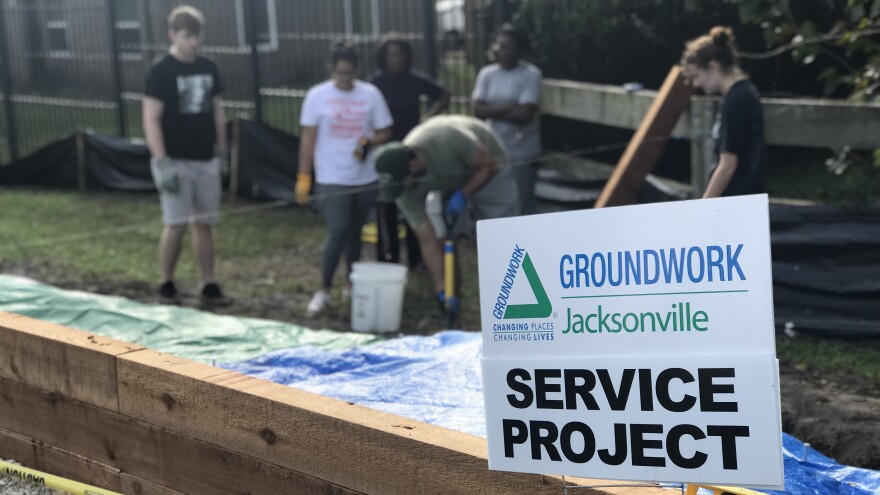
[
  {"xmin": 2, "ymin": 260, "xmax": 879, "ymax": 470},
  {"xmin": 779, "ymin": 359, "xmax": 880, "ymax": 469}
]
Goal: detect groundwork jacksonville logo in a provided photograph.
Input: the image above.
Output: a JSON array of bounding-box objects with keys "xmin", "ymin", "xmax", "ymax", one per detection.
[{"xmin": 493, "ymin": 245, "xmax": 552, "ymax": 320}]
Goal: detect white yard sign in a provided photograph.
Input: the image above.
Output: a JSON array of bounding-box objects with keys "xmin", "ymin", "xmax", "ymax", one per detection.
[{"xmin": 477, "ymin": 195, "xmax": 783, "ymax": 489}]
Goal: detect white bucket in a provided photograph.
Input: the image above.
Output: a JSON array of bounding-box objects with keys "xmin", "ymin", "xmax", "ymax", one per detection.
[{"xmin": 350, "ymin": 262, "xmax": 408, "ymax": 333}]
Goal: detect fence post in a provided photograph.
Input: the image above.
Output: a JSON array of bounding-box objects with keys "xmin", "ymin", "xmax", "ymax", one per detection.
[
  {"xmin": 230, "ymin": 118, "xmax": 241, "ymax": 199},
  {"xmin": 246, "ymin": 0, "xmax": 263, "ymax": 124},
  {"xmin": 106, "ymin": 0, "xmax": 127, "ymax": 137},
  {"xmin": 689, "ymin": 97, "xmax": 715, "ymax": 198},
  {"xmin": 422, "ymin": 0, "xmax": 437, "ymax": 78},
  {"xmin": 76, "ymin": 130, "xmax": 87, "ymax": 192},
  {"xmin": 0, "ymin": 0, "xmax": 19, "ymax": 162}
]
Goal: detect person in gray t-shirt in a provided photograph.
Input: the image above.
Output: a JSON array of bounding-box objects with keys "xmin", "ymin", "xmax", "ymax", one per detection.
[{"xmin": 472, "ymin": 24, "xmax": 543, "ymax": 214}]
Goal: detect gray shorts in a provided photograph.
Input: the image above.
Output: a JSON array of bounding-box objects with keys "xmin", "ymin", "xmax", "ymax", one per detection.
[{"xmin": 152, "ymin": 157, "xmax": 222, "ymax": 226}]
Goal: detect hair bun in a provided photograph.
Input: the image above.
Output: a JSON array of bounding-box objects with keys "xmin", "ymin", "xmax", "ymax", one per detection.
[{"xmin": 710, "ymin": 26, "xmax": 734, "ymax": 46}]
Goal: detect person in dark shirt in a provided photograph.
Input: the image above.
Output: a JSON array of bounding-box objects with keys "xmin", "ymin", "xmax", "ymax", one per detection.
[
  {"xmin": 681, "ymin": 26, "xmax": 765, "ymax": 198},
  {"xmin": 143, "ymin": 5, "xmax": 228, "ymax": 306},
  {"xmin": 370, "ymin": 35, "xmax": 450, "ymax": 268}
]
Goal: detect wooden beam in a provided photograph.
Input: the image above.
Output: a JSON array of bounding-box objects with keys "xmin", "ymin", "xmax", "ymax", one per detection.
[
  {"xmin": 0, "ymin": 377, "xmax": 363, "ymax": 495},
  {"xmin": 119, "ymin": 475, "xmax": 186, "ymax": 495},
  {"xmin": 0, "ymin": 427, "xmax": 122, "ymax": 492},
  {"xmin": 761, "ymin": 97, "xmax": 880, "ymax": 148},
  {"xmin": 540, "ymin": 79, "xmax": 880, "ymax": 150},
  {"xmin": 0, "ymin": 313, "xmax": 668, "ymax": 495},
  {"xmin": 116, "ymin": 349, "xmax": 604, "ymax": 495},
  {"xmin": 541, "ymin": 78, "xmax": 690, "ymax": 137},
  {"xmin": 595, "ymin": 67, "xmax": 695, "ymax": 207},
  {"xmin": 0, "ymin": 311, "xmax": 142, "ymax": 411}
]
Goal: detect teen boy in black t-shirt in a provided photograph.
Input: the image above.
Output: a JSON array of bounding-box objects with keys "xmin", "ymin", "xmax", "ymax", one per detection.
[{"xmin": 143, "ymin": 5, "xmax": 229, "ymax": 305}]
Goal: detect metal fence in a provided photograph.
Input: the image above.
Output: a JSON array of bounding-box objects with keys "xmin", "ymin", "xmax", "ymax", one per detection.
[{"xmin": 0, "ymin": 0, "xmax": 511, "ymax": 165}]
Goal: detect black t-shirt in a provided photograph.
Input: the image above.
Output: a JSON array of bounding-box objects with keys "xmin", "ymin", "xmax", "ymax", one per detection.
[
  {"xmin": 370, "ymin": 70, "xmax": 444, "ymax": 141},
  {"xmin": 145, "ymin": 54, "xmax": 223, "ymax": 160},
  {"xmin": 712, "ymin": 79, "xmax": 765, "ymax": 196}
]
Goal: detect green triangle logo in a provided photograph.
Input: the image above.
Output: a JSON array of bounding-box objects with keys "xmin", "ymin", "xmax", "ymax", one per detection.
[{"xmin": 504, "ymin": 253, "xmax": 552, "ymax": 319}]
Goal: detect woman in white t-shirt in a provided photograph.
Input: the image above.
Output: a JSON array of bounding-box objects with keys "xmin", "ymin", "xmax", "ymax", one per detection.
[{"xmin": 296, "ymin": 42, "xmax": 394, "ymax": 316}]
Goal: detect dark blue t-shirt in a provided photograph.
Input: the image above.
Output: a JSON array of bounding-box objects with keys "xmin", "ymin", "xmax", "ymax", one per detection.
[
  {"xmin": 712, "ymin": 79, "xmax": 765, "ymax": 196},
  {"xmin": 370, "ymin": 70, "xmax": 444, "ymax": 141}
]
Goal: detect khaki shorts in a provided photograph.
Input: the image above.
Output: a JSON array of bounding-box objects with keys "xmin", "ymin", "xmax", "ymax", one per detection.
[{"xmin": 152, "ymin": 157, "xmax": 222, "ymax": 226}]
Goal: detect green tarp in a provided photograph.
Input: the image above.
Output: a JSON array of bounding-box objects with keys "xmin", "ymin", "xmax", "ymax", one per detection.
[{"xmin": 0, "ymin": 275, "xmax": 380, "ymax": 363}]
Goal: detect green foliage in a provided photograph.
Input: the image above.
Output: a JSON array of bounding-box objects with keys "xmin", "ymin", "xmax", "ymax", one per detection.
[{"xmin": 733, "ymin": 0, "xmax": 880, "ymax": 100}]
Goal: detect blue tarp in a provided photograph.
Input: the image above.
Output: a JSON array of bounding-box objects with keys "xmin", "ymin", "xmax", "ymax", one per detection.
[
  {"xmin": 225, "ymin": 331, "xmax": 880, "ymax": 495},
  {"xmin": 1, "ymin": 276, "xmax": 878, "ymax": 495}
]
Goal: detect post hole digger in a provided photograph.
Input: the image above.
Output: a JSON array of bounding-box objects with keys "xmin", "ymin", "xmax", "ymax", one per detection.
[
  {"xmin": 440, "ymin": 189, "xmax": 465, "ymax": 328},
  {"xmin": 427, "ymin": 189, "xmax": 465, "ymax": 329}
]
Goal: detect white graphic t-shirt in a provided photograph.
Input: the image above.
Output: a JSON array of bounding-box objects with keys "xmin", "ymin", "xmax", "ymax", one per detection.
[
  {"xmin": 299, "ymin": 80, "xmax": 393, "ymax": 186},
  {"xmin": 177, "ymin": 74, "xmax": 213, "ymax": 114}
]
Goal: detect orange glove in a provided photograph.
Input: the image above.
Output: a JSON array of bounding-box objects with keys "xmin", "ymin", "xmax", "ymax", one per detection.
[{"xmin": 295, "ymin": 173, "xmax": 312, "ymax": 205}]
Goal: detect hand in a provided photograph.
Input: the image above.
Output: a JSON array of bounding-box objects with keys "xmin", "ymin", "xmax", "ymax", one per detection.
[
  {"xmin": 295, "ymin": 173, "xmax": 312, "ymax": 205},
  {"xmin": 436, "ymin": 290, "xmax": 447, "ymax": 315},
  {"xmin": 354, "ymin": 137, "xmax": 371, "ymax": 162},
  {"xmin": 151, "ymin": 157, "xmax": 179, "ymax": 194},
  {"xmin": 444, "ymin": 189, "xmax": 466, "ymax": 217}
]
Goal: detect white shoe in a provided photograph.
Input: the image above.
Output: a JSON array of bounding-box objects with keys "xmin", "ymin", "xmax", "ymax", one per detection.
[
  {"xmin": 341, "ymin": 285, "xmax": 352, "ymax": 302},
  {"xmin": 307, "ymin": 290, "xmax": 330, "ymax": 316}
]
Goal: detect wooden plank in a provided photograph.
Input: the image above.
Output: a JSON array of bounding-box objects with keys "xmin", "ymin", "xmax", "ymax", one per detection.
[
  {"xmin": 116, "ymin": 350, "xmax": 666, "ymax": 495},
  {"xmin": 0, "ymin": 427, "xmax": 122, "ymax": 492},
  {"xmin": 119, "ymin": 474, "xmax": 187, "ymax": 495},
  {"xmin": 541, "ymin": 78, "xmax": 691, "ymax": 138},
  {"xmin": 540, "ymin": 80, "xmax": 880, "ymax": 149},
  {"xmin": 596, "ymin": 67, "xmax": 695, "ymax": 207},
  {"xmin": 762, "ymin": 97, "xmax": 880, "ymax": 149},
  {"xmin": 0, "ymin": 377, "xmax": 364, "ymax": 495},
  {"xmin": 0, "ymin": 312, "xmax": 142, "ymax": 411}
]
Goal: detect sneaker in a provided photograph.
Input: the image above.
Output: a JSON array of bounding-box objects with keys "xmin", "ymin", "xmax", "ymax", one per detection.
[
  {"xmin": 341, "ymin": 284, "xmax": 352, "ymax": 302},
  {"xmin": 201, "ymin": 283, "xmax": 232, "ymax": 307},
  {"xmin": 307, "ymin": 290, "xmax": 331, "ymax": 316},
  {"xmin": 158, "ymin": 281, "xmax": 180, "ymax": 304}
]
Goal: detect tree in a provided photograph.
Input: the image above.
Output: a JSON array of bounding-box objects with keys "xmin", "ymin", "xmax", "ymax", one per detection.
[{"xmin": 734, "ymin": 0, "xmax": 880, "ymax": 101}]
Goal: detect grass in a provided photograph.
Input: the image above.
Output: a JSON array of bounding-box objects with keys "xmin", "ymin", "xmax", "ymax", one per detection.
[
  {"xmin": 777, "ymin": 334, "xmax": 880, "ymax": 383},
  {"xmin": 2, "ymin": 188, "xmax": 879, "ymax": 384},
  {"xmin": 766, "ymin": 147, "xmax": 880, "ymax": 203},
  {"xmin": 0, "ymin": 188, "xmax": 481, "ymax": 332}
]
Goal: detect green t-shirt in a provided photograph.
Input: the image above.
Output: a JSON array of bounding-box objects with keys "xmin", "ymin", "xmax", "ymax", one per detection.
[{"xmin": 398, "ymin": 116, "xmax": 508, "ymax": 226}]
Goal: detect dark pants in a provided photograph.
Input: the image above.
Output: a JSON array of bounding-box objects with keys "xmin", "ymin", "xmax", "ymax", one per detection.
[
  {"xmin": 316, "ymin": 183, "xmax": 377, "ymax": 289},
  {"xmin": 376, "ymin": 201, "xmax": 422, "ymax": 267},
  {"xmin": 512, "ymin": 162, "xmax": 539, "ymax": 216}
]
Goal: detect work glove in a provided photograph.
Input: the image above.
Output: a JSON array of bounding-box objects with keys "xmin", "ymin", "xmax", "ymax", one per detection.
[
  {"xmin": 151, "ymin": 157, "xmax": 179, "ymax": 194},
  {"xmin": 436, "ymin": 290, "xmax": 447, "ymax": 315},
  {"xmin": 354, "ymin": 137, "xmax": 371, "ymax": 162},
  {"xmin": 295, "ymin": 173, "xmax": 312, "ymax": 205},
  {"xmin": 444, "ymin": 189, "xmax": 466, "ymax": 217},
  {"xmin": 436, "ymin": 291, "xmax": 460, "ymax": 318}
]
